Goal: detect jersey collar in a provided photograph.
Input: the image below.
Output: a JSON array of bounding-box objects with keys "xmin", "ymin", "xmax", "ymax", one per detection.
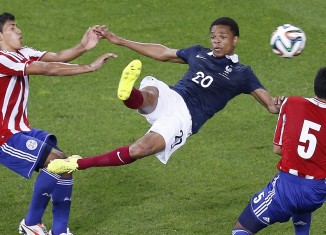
[
  {"xmin": 207, "ymin": 52, "xmax": 239, "ymax": 63},
  {"xmin": 226, "ymin": 54, "xmax": 239, "ymax": 63},
  {"xmin": 306, "ymin": 97, "xmax": 326, "ymax": 108}
]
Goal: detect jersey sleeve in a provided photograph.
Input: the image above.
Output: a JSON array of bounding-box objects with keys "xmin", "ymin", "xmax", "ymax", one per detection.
[
  {"xmin": 0, "ymin": 54, "xmax": 27, "ymax": 77},
  {"xmin": 176, "ymin": 45, "xmax": 201, "ymax": 63},
  {"xmin": 0, "ymin": 47, "xmax": 46, "ymax": 77},
  {"xmin": 240, "ymin": 66, "xmax": 265, "ymax": 94},
  {"xmin": 20, "ymin": 47, "xmax": 47, "ymax": 61}
]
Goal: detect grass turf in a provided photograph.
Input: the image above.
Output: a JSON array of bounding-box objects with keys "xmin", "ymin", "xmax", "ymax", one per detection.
[{"xmin": 0, "ymin": 0, "xmax": 325, "ymax": 234}]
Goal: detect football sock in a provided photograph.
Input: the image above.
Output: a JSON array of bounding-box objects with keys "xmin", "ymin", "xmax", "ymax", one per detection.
[
  {"xmin": 292, "ymin": 213, "xmax": 311, "ymax": 235},
  {"xmin": 77, "ymin": 146, "xmax": 135, "ymax": 170},
  {"xmin": 231, "ymin": 228, "xmax": 251, "ymax": 234},
  {"xmin": 25, "ymin": 169, "xmax": 60, "ymax": 225},
  {"xmin": 123, "ymin": 88, "xmax": 144, "ymax": 109},
  {"xmin": 51, "ymin": 177, "xmax": 73, "ymax": 235}
]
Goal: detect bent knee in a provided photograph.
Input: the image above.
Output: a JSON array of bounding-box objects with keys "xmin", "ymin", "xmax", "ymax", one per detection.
[
  {"xmin": 139, "ymin": 87, "xmax": 159, "ymax": 114},
  {"xmin": 129, "ymin": 142, "xmax": 159, "ymax": 159}
]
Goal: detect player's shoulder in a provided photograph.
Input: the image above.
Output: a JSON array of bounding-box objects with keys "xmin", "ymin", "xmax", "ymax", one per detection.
[
  {"xmin": 0, "ymin": 47, "xmax": 31, "ymax": 56},
  {"xmin": 19, "ymin": 46, "xmax": 40, "ymax": 53},
  {"xmin": 191, "ymin": 45, "xmax": 207, "ymax": 50},
  {"xmin": 0, "ymin": 50, "xmax": 6, "ymax": 58},
  {"xmin": 0, "ymin": 49, "xmax": 17, "ymax": 62},
  {"xmin": 232, "ymin": 62, "xmax": 255, "ymax": 77},
  {"xmin": 181, "ymin": 45, "xmax": 209, "ymax": 53},
  {"xmin": 233, "ymin": 63, "xmax": 248, "ymax": 71},
  {"xmin": 287, "ymin": 96, "xmax": 306, "ymax": 103},
  {"xmin": 20, "ymin": 46, "xmax": 47, "ymax": 60},
  {"xmin": 197, "ymin": 45, "xmax": 211, "ymax": 51},
  {"xmin": 177, "ymin": 45, "xmax": 210, "ymax": 61},
  {"xmin": 229, "ymin": 55, "xmax": 250, "ymax": 71},
  {"xmin": 283, "ymin": 96, "xmax": 311, "ymax": 108}
]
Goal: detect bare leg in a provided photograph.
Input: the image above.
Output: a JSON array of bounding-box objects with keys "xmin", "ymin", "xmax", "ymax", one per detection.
[
  {"xmin": 129, "ymin": 131, "xmax": 165, "ymax": 158},
  {"xmin": 138, "ymin": 86, "xmax": 159, "ymax": 114}
]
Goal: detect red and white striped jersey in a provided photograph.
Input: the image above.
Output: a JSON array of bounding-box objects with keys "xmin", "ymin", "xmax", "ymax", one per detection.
[
  {"xmin": 0, "ymin": 47, "xmax": 46, "ymax": 144},
  {"xmin": 274, "ymin": 96, "xmax": 326, "ymax": 179}
]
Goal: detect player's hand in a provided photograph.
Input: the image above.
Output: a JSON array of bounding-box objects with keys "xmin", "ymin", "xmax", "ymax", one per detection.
[
  {"xmin": 81, "ymin": 26, "xmax": 102, "ymax": 51},
  {"xmin": 93, "ymin": 25, "xmax": 122, "ymax": 45},
  {"xmin": 274, "ymin": 95, "xmax": 286, "ymax": 112},
  {"xmin": 89, "ymin": 53, "xmax": 118, "ymax": 71}
]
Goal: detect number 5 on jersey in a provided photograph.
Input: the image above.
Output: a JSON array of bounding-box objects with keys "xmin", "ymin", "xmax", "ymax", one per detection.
[{"xmin": 298, "ymin": 120, "xmax": 321, "ymax": 159}]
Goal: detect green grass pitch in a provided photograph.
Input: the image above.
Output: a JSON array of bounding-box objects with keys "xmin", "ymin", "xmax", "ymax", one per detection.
[{"xmin": 0, "ymin": 0, "xmax": 325, "ymax": 234}]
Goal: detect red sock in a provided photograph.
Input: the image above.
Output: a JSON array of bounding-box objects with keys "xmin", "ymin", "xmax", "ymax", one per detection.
[
  {"xmin": 77, "ymin": 146, "xmax": 135, "ymax": 170},
  {"xmin": 123, "ymin": 88, "xmax": 144, "ymax": 109}
]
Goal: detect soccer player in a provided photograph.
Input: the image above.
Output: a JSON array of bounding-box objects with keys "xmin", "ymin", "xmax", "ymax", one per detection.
[
  {"xmin": 47, "ymin": 17, "xmax": 283, "ymax": 173},
  {"xmin": 0, "ymin": 12, "xmax": 116, "ymax": 235},
  {"xmin": 232, "ymin": 67, "xmax": 326, "ymax": 234}
]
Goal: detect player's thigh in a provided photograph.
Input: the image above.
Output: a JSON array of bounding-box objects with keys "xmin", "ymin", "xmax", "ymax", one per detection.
[
  {"xmin": 130, "ymin": 131, "xmax": 166, "ymax": 158},
  {"xmin": 43, "ymin": 148, "xmax": 67, "ymax": 166},
  {"xmin": 241, "ymin": 174, "xmax": 293, "ymax": 229}
]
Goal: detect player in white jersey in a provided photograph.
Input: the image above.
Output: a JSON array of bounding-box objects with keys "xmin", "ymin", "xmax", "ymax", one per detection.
[
  {"xmin": 232, "ymin": 67, "xmax": 326, "ymax": 234},
  {"xmin": 0, "ymin": 12, "xmax": 117, "ymax": 235}
]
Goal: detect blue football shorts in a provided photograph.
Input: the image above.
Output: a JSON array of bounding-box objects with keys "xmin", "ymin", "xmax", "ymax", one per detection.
[
  {"xmin": 139, "ymin": 76, "xmax": 192, "ymax": 164},
  {"xmin": 0, "ymin": 128, "xmax": 57, "ymax": 179},
  {"xmin": 239, "ymin": 171, "xmax": 326, "ymax": 233}
]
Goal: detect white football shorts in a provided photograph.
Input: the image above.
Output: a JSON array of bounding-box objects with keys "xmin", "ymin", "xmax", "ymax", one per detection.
[{"xmin": 139, "ymin": 76, "xmax": 192, "ymax": 164}]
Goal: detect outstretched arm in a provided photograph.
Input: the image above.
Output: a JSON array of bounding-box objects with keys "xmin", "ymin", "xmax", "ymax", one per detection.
[
  {"xmin": 251, "ymin": 88, "xmax": 285, "ymax": 114},
  {"xmin": 95, "ymin": 26, "xmax": 185, "ymax": 63},
  {"xmin": 41, "ymin": 26, "xmax": 102, "ymax": 63},
  {"xmin": 26, "ymin": 53, "xmax": 117, "ymax": 76}
]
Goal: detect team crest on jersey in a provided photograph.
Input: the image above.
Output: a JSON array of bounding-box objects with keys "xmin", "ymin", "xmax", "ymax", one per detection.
[
  {"xmin": 218, "ymin": 65, "xmax": 233, "ymax": 80},
  {"xmin": 26, "ymin": 139, "xmax": 38, "ymax": 150}
]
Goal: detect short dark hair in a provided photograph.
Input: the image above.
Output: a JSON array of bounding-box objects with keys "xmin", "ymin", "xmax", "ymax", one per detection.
[
  {"xmin": 0, "ymin": 12, "xmax": 15, "ymax": 33},
  {"xmin": 314, "ymin": 67, "xmax": 326, "ymax": 99},
  {"xmin": 210, "ymin": 17, "xmax": 240, "ymax": 37}
]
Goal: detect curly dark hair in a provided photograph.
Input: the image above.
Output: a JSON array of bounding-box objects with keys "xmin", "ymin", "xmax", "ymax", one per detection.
[
  {"xmin": 210, "ymin": 17, "xmax": 240, "ymax": 37},
  {"xmin": 314, "ymin": 67, "xmax": 326, "ymax": 99}
]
